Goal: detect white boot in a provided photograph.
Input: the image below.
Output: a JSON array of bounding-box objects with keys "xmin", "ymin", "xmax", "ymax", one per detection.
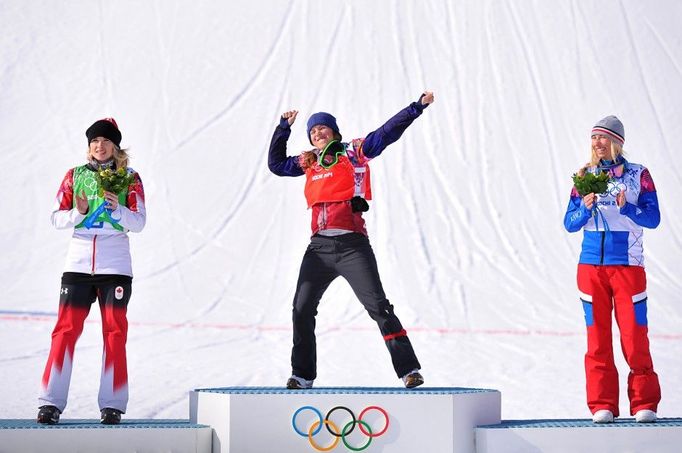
[
  {"xmin": 592, "ymin": 409, "xmax": 614, "ymax": 423},
  {"xmin": 635, "ymin": 409, "xmax": 657, "ymax": 423}
]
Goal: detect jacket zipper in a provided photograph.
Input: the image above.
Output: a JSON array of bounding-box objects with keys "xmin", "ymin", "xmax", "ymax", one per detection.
[
  {"xmin": 321, "ymin": 203, "xmax": 328, "ymax": 230},
  {"xmin": 91, "ymin": 235, "xmax": 97, "ymax": 275},
  {"xmin": 599, "ymin": 231, "xmax": 605, "ymax": 265}
]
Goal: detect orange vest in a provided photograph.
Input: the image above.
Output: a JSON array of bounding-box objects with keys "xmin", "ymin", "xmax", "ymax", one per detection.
[{"xmin": 304, "ymin": 144, "xmax": 372, "ymax": 208}]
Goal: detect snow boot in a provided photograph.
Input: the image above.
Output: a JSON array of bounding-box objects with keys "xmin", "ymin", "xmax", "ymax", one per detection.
[
  {"xmin": 402, "ymin": 370, "xmax": 425, "ymax": 389},
  {"xmin": 36, "ymin": 405, "xmax": 61, "ymax": 425},
  {"xmin": 100, "ymin": 408, "xmax": 122, "ymax": 425},
  {"xmin": 592, "ymin": 409, "xmax": 614, "ymax": 423},
  {"xmin": 635, "ymin": 410, "xmax": 657, "ymax": 423},
  {"xmin": 286, "ymin": 375, "xmax": 313, "ymax": 389}
]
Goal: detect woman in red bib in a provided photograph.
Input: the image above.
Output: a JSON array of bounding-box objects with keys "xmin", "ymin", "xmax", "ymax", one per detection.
[{"xmin": 268, "ymin": 91, "xmax": 434, "ymax": 389}]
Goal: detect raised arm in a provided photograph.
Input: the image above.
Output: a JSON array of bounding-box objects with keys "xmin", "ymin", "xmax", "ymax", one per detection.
[
  {"xmin": 362, "ymin": 91, "xmax": 435, "ymax": 159},
  {"xmin": 268, "ymin": 110, "xmax": 305, "ymax": 177}
]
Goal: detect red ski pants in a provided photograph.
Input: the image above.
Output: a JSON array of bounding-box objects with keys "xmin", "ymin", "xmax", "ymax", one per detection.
[
  {"xmin": 39, "ymin": 273, "xmax": 131, "ymax": 413},
  {"xmin": 577, "ymin": 264, "xmax": 660, "ymax": 416}
]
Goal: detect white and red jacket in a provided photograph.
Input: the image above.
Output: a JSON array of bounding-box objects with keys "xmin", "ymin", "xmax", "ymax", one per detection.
[{"xmin": 51, "ymin": 165, "xmax": 146, "ymax": 276}]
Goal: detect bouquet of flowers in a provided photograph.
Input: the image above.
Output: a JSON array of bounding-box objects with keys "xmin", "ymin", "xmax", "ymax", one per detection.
[
  {"xmin": 83, "ymin": 168, "xmax": 134, "ymax": 229},
  {"xmin": 96, "ymin": 167, "xmax": 135, "ymax": 196},
  {"xmin": 572, "ymin": 170, "xmax": 612, "ymax": 231},
  {"xmin": 571, "ymin": 171, "xmax": 610, "ymax": 196}
]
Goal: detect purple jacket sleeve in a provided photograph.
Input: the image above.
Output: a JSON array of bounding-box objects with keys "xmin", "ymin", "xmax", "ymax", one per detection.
[
  {"xmin": 268, "ymin": 117, "xmax": 304, "ymax": 177},
  {"xmin": 362, "ymin": 99, "xmax": 429, "ymax": 159}
]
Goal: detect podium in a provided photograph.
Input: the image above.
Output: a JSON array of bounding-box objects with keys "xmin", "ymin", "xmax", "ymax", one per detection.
[
  {"xmin": 4, "ymin": 390, "xmax": 682, "ymax": 452},
  {"xmin": 189, "ymin": 386, "xmax": 501, "ymax": 453},
  {"xmin": 475, "ymin": 418, "xmax": 682, "ymax": 453},
  {"xmin": 0, "ymin": 419, "xmax": 211, "ymax": 453}
]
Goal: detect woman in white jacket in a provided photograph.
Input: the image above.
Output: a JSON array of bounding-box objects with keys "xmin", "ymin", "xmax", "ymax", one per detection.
[{"xmin": 37, "ymin": 118, "xmax": 146, "ymax": 425}]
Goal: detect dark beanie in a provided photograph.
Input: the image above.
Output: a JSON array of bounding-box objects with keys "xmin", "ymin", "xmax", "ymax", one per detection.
[
  {"xmin": 86, "ymin": 118, "xmax": 122, "ymax": 147},
  {"xmin": 592, "ymin": 115, "xmax": 624, "ymax": 146},
  {"xmin": 306, "ymin": 112, "xmax": 340, "ymax": 144}
]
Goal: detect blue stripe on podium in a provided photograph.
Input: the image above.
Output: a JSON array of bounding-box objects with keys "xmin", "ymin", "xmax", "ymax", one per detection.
[
  {"xmin": 194, "ymin": 386, "xmax": 497, "ymax": 394},
  {"xmin": 479, "ymin": 418, "xmax": 682, "ymax": 428},
  {"xmin": 0, "ymin": 419, "xmax": 207, "ymax": 429}
]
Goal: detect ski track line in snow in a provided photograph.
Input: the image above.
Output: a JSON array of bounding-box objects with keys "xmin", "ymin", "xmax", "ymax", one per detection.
[
  {"xmin": 144, "ymin": 98, "xmax": 290, "ymax": 282},
  {"xmin": 3, "ymin": 312, "xmax": 682, "ymax": 340},
  {"xmin": 95, "ymin": 2, "xmax": 112, "ymax": 108},
  {"xmin": 568, "ymin": 0, "xmax": 587, "ymax": 99},
  {"xmin": 481, "ymin": 4, "xmax": 538, "ymax": 273},
  {"xmin": 645, "ymin": 19, "xmax": 682, "ymax": 80},
  {"xmin": 391, "ymin": 7, "xmax": 408, "ymax": 87},
  {"xmin": 140, "ymin": 161, "xmax": 261, "ymax": 280},
  {"xmin": 505, "ymin": 0, "xmax": 564, "ymax": 209},
  {"xmin": 574, "ymin": 2, "xmax": 618, "ymax": 107},
  {"xmin": 619, "ymin": 0, "xmax": 680, "ymax": 186},
  {"xmin": 172, "ymin": 0, "xmax": 295, "ymax": 153},
  {"xmin": 151, "ymin": 0, "xmax": 180, "ymax": 163}
]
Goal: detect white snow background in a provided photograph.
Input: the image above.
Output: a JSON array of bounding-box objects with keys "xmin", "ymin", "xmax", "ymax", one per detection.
[{"xmin": 1, "ymin": 0, "xmax": 681, "ymax": 421}]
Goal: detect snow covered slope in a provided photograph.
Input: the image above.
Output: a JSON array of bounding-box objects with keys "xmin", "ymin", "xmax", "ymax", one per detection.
[{"xmin": 1, "ymin": 0, "xmax": 681, "ymax": 420}]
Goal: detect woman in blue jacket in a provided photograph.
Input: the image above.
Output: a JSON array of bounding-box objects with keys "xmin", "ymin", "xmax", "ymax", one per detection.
[{"xmin": 564, "ymin": 115, "xmax": 661, "ymax": 424}]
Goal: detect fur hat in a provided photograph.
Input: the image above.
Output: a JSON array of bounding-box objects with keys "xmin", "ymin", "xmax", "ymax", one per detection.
[
  {"xmin": 592, "ymin": 115, "xmax": 624, "ymax": 146},
  {"xmin": 86, "ymin": 118, "xmax": 122, "ymax": 147}
]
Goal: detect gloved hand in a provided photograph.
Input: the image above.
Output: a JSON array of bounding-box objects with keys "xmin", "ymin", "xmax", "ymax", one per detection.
[{"xmin": 350, "ymin": 196, "xmax": 370, "ymax": 213}]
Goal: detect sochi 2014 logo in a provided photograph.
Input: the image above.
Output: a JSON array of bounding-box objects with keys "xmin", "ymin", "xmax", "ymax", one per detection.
[{"xmin": 292, "ymin": 405, "xmax": 389, "ymax": 451}]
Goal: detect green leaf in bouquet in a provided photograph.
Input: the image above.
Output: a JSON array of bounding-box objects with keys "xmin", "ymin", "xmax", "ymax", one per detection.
[
  {"xmin": 572, "ymin": 171, "xmax": 611, "ymax": 196},
  {"xmin": 96, "ymin": 167, "xmax": 135, "ymax": 195}
]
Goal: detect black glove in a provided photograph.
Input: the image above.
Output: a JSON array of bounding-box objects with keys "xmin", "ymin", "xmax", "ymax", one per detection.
[{"xmin": 350, "ymin": 196, "xmax": 369, "ymax": 213}]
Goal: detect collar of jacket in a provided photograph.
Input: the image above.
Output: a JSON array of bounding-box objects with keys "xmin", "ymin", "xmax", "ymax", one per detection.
[
  {"xmin": 598, "ymin": 157, "xmax": 628, "ymax": 177},
  {"xmin": 86, "ymin": 158, "xmax": 115, "ymax": 172}
]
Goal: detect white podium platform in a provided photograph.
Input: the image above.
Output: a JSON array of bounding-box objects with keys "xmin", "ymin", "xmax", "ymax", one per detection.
[
  {"xmin": 189, "ymin": 386, "xmax": 501, "ymax": 453},
  {"xmin": 0, "ymin": 419, "xmax": 212, "ymax": 453},
  {"xmin": 476, "ymin": 418, "xmax": 682, "ymax": 453}
]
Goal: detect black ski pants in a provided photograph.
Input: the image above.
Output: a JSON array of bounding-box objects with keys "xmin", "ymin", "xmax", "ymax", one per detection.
[{"xmin": 291, "ymin": 233, "xmax": 421, "ymax": 380}]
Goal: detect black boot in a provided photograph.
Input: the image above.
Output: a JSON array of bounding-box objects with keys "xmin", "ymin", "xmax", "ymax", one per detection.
[
  {"xmin": 37, "ymin": 405, "xmax": 61, "ymax": 425},
  {"xmin": 403, "ymin": 371, "xmax": 425, "ymax": 389},
  {"xmin": 100, "ymin": 407, "xmax": 123, "ymax": 425}
]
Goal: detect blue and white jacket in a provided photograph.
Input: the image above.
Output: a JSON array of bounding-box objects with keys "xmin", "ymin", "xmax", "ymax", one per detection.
[{"xmin": 563, "ymin": 158, "xmax": 660, "ymax": 267}]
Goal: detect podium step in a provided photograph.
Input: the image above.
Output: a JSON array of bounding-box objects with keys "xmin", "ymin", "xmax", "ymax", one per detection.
[
  {"xmin": 190, "ymin": 386, "xmax": 501, "ymax": 453},
  {"xmin": 0, "ymin": 419, "xmax": 211, "ymax": 453},
  {"xmin": 476, "ymin": 418, "xmax": 682, "ymax": 453}
]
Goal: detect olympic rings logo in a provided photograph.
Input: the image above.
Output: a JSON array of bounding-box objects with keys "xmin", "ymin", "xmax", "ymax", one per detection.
[
  {"xmin": 292, "ymin": 405, "xmax": 389, "ymax": 452},
  {"xmin": 605, "ymin": 180, "xmax": 627, "ymax": 197},
  {"xmin": 82, "ymin": 176, "xmax": 98, "ymax": 191}
]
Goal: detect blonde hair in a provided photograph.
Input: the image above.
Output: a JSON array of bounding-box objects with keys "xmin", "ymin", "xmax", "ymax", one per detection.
[
  {"xmin": 589, "ymin": 140, "xmax": 623, "ymax": 167},
  {"xmin": 86, "ymin": 145, "xmax": 130, "ymax": 169}
]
